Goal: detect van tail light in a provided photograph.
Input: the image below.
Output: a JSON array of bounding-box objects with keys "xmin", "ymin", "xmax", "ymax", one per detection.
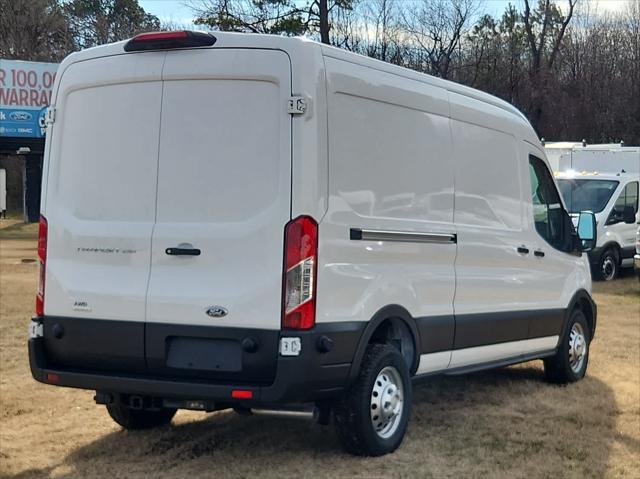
[
  {"xmin": 124, "ymin": 30, "xmax": 216, "ymax": 52},
  {"xmin": 36, "ymin": 215, "xmax": 48, "ymax": 316},
  {"xmin": 282, "ymin": 216, "xmax": 318, "ymax": 330}
]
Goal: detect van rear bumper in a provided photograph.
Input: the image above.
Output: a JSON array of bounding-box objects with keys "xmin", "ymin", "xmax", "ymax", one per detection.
[{"xmin": 29, "ymin": 321, "xmax": 364, "ymax": 407}]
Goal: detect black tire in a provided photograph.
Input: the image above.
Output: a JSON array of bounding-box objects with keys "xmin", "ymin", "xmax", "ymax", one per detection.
[
  {"xmin": 544, "ymin": 309, "xmax": 591, "ymax": 384},
  {"xmin": 596, "ymin": 248, "xmax": 619, "ymax": 281},
  {"xmin": 106, "ymin": 401, "xmax": 176, "ymax": 430},
  {"xmin": 333, "ymin": 343, "xmax": 412, "ymax": 456}
]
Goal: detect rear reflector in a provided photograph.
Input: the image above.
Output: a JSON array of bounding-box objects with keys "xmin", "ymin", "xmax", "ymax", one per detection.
[
  {"xmin": 231, "ymin": 390, "xmax": 253, "ymax": 399},
  {"xmin": 46, "ymin": 373, "xmax": 59, "ymax": 383},
  {"xmin": 124, "ymin": 30, "xmax": 216, "ymax": 52}
]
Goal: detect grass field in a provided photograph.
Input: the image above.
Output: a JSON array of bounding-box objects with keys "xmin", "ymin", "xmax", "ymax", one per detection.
[{"xmin": 1, "ymin": 220, "xmax": 638, "ymax": 478}]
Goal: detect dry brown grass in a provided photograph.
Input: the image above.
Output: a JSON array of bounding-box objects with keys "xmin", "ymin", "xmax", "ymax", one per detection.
[{"xmin": 1, "ymin": 221, "xmax": 638, "ymax": 478}]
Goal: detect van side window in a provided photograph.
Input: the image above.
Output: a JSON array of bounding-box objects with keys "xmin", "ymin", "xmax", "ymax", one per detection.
[
  {"xmin": 528, "ymin": 156, "xmax": 569, "ymax": 251},
  {"xmin": 613, "ymin": 181, "xmax": 639, "ymax": 214}
]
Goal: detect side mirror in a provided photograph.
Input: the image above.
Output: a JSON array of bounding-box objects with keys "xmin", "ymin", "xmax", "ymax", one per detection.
[
  {"xmin": 577, "ymin": 211, "xmax": 597, "ymax": 252},
  {"xmin": 623, "ymin": 205, "xmax": 636, "ymax": 224}
]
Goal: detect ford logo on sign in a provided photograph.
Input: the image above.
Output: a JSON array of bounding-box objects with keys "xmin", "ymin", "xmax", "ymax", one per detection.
[
  {"xmin": 9, "ymin": 111, "xmax": 33, "ymax": 121},
  {"xmin": 206, "ymin": 306, "xmax": 228, "ymax": 318}
]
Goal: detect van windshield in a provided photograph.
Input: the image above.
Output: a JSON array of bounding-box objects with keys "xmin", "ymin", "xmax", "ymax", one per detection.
[{"xmin": 556, "ymin": 179, "xmax": 619, "ymax": 213}]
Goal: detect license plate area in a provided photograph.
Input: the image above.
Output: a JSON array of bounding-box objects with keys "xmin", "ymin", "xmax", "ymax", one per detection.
[{"xmin": 166, "ymin": 338, "xmax": 241, "ymax": 372}]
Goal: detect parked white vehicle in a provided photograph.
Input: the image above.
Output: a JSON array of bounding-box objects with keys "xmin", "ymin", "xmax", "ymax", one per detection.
[
  {"xmin": 556, "ymin": 171, "xmax": 639, "ymax": 280},
  {"xmin": 30, "ymin": 31, "xmax": 598, "ymax": 456},
  {"xmin": 544, "ymin": 141, "xmax": 639, "ymax": 173}
]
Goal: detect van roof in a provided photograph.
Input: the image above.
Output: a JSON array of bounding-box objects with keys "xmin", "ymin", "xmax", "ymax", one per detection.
[
  {"xmin": 315, "ymin": 42, "xmax": 531, "ymax": 124},
  {"xmin": 56, "ymin": 31, "xmax": 540, "ymax": 146}
]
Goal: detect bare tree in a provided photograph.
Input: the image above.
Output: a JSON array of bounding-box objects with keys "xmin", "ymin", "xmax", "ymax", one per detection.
[
  {"xmin": 190, "ymin": 0, "xmax": 352, "ymax": 43},
  {"xmin": 318, "ymin": 0, "xmax": 330, "ymax": 43},
  {"xmin": 63, "ymin": 0, "xmax": 160, "ymax": 49},
  {"xmin": 0, "ymin": 0, "xmax": 72, "ymax": 61},
  {"xmin": 402, "ymin": 0, "xmax": 477, "ymax": 78},
  {"xmin": 189, "ymin": 0, "xmax": 306, "ymax": 34},
  {"xmin": 522, "ymin": 0, "xmax": 577, "ymax": 132},
  {"xmin": 364, "ymin": 0, "xmax": 399, "ymax": 61}
]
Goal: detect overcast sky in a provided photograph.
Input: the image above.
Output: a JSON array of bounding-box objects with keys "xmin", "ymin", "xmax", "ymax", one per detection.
[{"xmin": 138, "ymin": 0, "xmax": 633, "ymax": 29}]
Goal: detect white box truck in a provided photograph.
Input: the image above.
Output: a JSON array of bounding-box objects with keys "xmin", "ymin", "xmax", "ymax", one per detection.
[
  {"xmin": 559, "ymin": 147, "xmax": 640, "ymax": 174},
  {"xmin": 545, "ymin": 141, "xmax": 639, "ymax": 173},
  {"xmin": 29, "ymin": 31, "xmax": 598, "ymax": 456}
]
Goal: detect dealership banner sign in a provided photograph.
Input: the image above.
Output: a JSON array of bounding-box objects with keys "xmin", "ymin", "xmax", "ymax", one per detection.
[{"xmin": 0, "ymin": 60, "xmax": 59, "ymax": 138}]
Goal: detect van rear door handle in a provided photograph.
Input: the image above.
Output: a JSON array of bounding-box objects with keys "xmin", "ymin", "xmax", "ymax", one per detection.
[
  {"xmin": 517, "ymin": 246, "xmax": 529, "ymax": 254},
  {"xmin": 534, "ymin": 250, "xmax": 545, "ymax": 257},
  {"xmin": 166, "ymin": 247, "xmax": 201, "ymax": 256}
]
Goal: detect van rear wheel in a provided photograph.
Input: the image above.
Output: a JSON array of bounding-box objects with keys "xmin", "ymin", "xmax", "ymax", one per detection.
[
  {"xmin": 106, "ymin": 401, "xmax": 176, "ymax": 430},
  {"xmin": 333, "ymin": 343, "xmax": 412, "ymax": 456}
]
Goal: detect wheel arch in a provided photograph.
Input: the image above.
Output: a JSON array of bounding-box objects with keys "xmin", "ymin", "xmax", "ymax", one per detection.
[
  {"xmin": 347, "ymin": 305, "xmax": 420, "ymax": 384},
  {"xmin": 563, "ymin": 289, "xmax": 598, "ymax": 342},
  {"xmin": 594, "ymin": 241, "xmax": 622, "ymax": 263}
]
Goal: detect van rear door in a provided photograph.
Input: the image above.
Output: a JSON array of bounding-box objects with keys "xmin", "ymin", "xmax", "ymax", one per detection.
[
  {"xmin": 41, "ymin": 53, "xmax": 164, "ymax": 372},
  {"xmin": 145, "ymin": 49, "xmax": 292, "ymax": 383}
]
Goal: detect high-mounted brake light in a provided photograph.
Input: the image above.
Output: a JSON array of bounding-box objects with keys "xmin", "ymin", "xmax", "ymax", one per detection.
[
  {"xmin": 124, "ymin": 30, "xmax": 216, "ymax": 52},
  {"xmin": 36, "ymin": 215, "xmax": 47, "ymax": 316},
  {"xmin": 282, "ymin": 216, "xmax": 318, "ymax": 330},
  {"xmin": 136, "ymin": 31, "xmax": 188, "ymax": 41}
]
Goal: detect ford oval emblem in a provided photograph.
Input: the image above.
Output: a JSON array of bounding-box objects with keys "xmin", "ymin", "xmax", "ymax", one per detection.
[
  {"xmin": 206, "ymin": 306, "xmax": 228, "ymax": 318},
  {"xmin": 9, "ymin": 111, "xmax": 33, "ymax": 121}
]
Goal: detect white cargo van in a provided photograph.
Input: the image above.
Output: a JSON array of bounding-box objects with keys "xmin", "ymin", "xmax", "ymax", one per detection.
[
  {"xmin": 556, "ymin": 171, "xmax": 639, "ymax": 281},
  {"xmin": 30, "ymin": 31, "xmax": 598, "ymax": 456}
]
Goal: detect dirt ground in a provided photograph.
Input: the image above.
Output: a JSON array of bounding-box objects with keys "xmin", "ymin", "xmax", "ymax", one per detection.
[{"xmin": 1, "ymin": 219, "xmax": 638, "ymax": 478}]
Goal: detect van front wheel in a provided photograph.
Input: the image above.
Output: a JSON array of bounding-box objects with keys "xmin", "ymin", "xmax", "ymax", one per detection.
[
  {"xmin": 333, "ymin": 343, "xmax": 412, "ymax": 456},
  {"xmin": 544, "ymin": 309, "xmax": 590, "ymax": 384},
  {"xmin": 597, "ymin": 248, "xmax": 619, "ymax": 281},
  {"xmin": 106, "ymin": 402, "xmax": 176, "ymax": 430}
]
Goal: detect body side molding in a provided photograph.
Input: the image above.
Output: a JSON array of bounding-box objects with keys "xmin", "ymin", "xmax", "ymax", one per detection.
[{"xmin": 454, "ymin": 309, "xmax": 565, "ymax": 350}]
